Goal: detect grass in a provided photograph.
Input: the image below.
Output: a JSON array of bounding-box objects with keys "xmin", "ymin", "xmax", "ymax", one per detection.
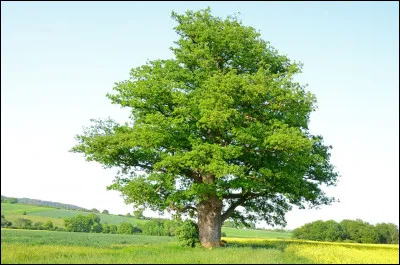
[
  {"xmin": 1, "ymin": 203, "xmax": 147, "ymax": 227},
  {"xmin": 0, "ymin": 229, "xmax": 311, "ymax": 264},
  {"xmin": 1, "ymin": 229, "xmax": 398, "ymax": 264},
  {"xmin": 1, "ymin": 203, "xmax": 291, "ymax": 239},
  {"xmin": 221, "ymin": 227, "xmax": 292, "ymax": 239}
]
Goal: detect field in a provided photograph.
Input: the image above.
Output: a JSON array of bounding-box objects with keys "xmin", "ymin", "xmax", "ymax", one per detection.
[
  {"xmin": 0, "ymin": 203, "xmax": 292, "ymax": 239},
  {"xmin": 1, "ymin": 203, "xmax": 148, "ymax": 228},
  {"xmin": 1, "ymin": 229, "xmax": 398, "ymax": 264}
]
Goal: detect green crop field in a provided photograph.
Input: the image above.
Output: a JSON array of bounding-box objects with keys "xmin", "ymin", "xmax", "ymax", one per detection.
[{"xmin": 1, "ymin": 229, "xmax": 398, "ymax": 264}]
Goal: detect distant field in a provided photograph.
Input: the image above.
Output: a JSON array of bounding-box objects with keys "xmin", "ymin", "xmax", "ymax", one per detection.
[
  {"xmin": 222, "ymin": 227, "xmax": 292, "ymax": 239},
  {"xmin": 1, "ymin": 229, "xmax": 398, "ymax": 264},
  {"xmin": 1, "ymin": 203, "xmax": 292, "ymax": 239},
  {"xmin": 1, "ymin": 203, "xmax": 146, "ymax": 227}
]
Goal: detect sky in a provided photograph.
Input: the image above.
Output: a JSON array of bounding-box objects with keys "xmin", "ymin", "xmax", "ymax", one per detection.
[{"xmin": 1, "ymin": 1, "xmax": 398, "ymax": 229}]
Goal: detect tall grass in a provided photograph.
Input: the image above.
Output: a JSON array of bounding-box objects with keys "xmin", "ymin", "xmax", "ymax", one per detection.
[{"xmin": 2, "ymin": 229, "xmax": 398, "ymax": 264}]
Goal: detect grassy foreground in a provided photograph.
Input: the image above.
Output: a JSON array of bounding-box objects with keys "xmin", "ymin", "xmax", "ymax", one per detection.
[{"xmin": 1, "ymin": 229, "xmax": 398, "ymax": 264}]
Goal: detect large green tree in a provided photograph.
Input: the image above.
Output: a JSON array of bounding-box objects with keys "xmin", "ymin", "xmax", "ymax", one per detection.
[{"xmin": 71, "ymin": 8, "xmax": 339, "ymax": 247}]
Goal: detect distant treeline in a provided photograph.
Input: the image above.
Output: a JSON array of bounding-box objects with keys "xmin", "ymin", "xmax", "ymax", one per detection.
[
  {"xmin": 1, "ymin": 195, "xmax": 88, "ymax": 211},
  {"xmin": 293, "ymin": 219, "xmax": 399, "ymax": 244}
]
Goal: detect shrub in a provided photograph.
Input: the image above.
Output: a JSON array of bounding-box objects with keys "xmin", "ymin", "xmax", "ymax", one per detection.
[
  {"xmin": 117, "ymin": 222, "xmax": 134, "ymax": 234},
  {"xmin": 132, "ymin": 226, "xmax": 142, "ymax": 233},
  {"xmin": 221, "ymin": 232, "xmax": 227, "ymax": 237},
  {"xmin": 64, "ymin": 215, "xmax": 91, "ymax": 232},
  {"xmin": 43, "ymin": 220, "xmax": 53, "ymax": 230},
  {"xmin": 142, "ymin": 220, "xmax": 165, "ymax": 236},
  {"xmin": 15, "ymin": 218, "xmax": 32, "ymax": 228},
  {"xmin": 33, "ymin": 222, "xmax": 44, "ymax": 230},
  {"xmin": 91, "ymin": 223, "xmax": 103, "ymax": 233},
  {"xmin": 163, "ymin": 219, "xmax": 182, "ymax": 236},
  {"xmin": 1, "ymin": 215, "xmax": 12, "ymax": 227},
  {"xmin": 175, "ymin": 220, "xmax": 200, "ymax": 247},
  {"xmin": 102, "ymin": 223, "xmax": 110, "ymax": 233},
  {"xmin": 109, "ymin": 224, "xmax": 118, "ymax": 234}
]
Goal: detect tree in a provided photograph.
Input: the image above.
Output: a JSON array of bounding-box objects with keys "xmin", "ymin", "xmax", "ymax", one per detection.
[
  {"xmin": 64, "ymin": 215, "xmax": 91, "ymax": 232},
  {"xmin": 1, "ymin": 215, "xmax": 12, "ymax": 227},
  {"xmin": 71, "ymin": 8, "xmax": 339, "ymax": 247},
  {"xmin": 91, "ymin": 208, "xmax": 100, "ymax": 213},
  {"xmin": 102, "ymin": 209, "xmax": 110, "ymax": 214},
  {"xmin": 340, "ymin": 219, "xmax": 379, "ymax": 244},
  {"xmin": 117, "ymin": 222, "xmax": 134, "ymax": 234},
  {"xmin": 15, "ymin": 218, "xmax": 32, "ymax": 228},
  {"xmin": 43, "ymin": 220, "xmax": 54, "ymax": 230},
  {"xmin": 133, "ymin": 209, "xmax": 144, "ymax": 219},
  {"xmin": 375, "ymin": 223, "xmax": 399, "ymax": 244}
]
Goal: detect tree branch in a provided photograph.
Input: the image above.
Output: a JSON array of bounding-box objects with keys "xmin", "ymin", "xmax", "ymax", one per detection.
[{"xmin": 221, "ymin": 197, "xmax": 246, "ymax": 222}]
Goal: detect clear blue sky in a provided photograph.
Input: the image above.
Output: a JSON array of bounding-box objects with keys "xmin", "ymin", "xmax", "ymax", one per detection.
[{"xmin": 1, "ymin": 1, "xmax": 398, "ymax": 229}]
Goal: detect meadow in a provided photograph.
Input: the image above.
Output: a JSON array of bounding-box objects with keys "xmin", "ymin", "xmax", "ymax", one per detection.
[
  {"xmin": 0, "ymin": 203, "xmax": 291, "ymax": 238},
  {"xmin": 1, "ymin": 229, "xmax": 398, "ymax": 264},
  {"xmin": 1, "ymin": 203, "xmax": 147, "ymax": 228}
]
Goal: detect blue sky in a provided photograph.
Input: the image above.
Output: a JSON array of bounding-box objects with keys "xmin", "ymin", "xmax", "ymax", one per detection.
[{"xmin": 1, "ymin": 1, "xmax": 398, "ymax": 229}]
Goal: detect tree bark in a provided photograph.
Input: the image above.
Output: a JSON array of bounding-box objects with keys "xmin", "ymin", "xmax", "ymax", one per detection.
[{"xmin": 197, "ymin": 194, "xmax": 223, "ymax": 248}]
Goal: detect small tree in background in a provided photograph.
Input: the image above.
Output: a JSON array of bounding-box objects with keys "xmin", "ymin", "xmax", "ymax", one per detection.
[
  {"xmin": 91, "ymin": 208, "xmax": 100, "ymax": 213},
  {"xmin": 109, "ymin": 224, "xmax": 118, "ymax": 234},
  {"xmin": 375, "ymin": 223, "xmax": 399, "ymax": 244},
  {"xmin": 43, "ymin": 220, "xmax": 53, "ymax": 230},
  {"xmin": 1, "ymin": 215, "xmax": 12, "ymax": 227},
  {"xmin": 15, "ymin": 218, "xmax": 32, "ymax": 229},
  {"xmin": 102, "ymin": 209, "xmax": 110, "ymax": 214},
  {"xmin": 117, "ymin": 222, "xmax": 134, "ymax": 234},
  {"xmin": 133, "ymin": 209, "xmax": 144, "ymax": 219}
]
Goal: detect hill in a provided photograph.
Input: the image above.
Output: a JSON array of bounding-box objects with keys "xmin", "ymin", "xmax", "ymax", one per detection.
[
  {"xmin": 1, "ymin": 202, "xmax": 292, "ymax": 238},
  {"xmin": 1, "ymin": 195, "xmax": 88, "ymax": 211}
]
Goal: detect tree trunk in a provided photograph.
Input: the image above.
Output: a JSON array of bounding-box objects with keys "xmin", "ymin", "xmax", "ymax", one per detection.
[{"xmin": 197, "ymin": 195, "xmax": 223, "ymax": 248}]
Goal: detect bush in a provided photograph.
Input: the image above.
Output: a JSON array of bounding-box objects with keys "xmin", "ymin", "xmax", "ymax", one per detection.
[
  {"xmin": 91, "ymin": 223, "xmax": 103, "ymax": 233},
  {"xmin": 117, "ymin": 222, "xmax": 134, "ymax": 234},
  {"xmin": 15, "ymin": 218, "xmax": 32, "ymax": 228},
  {"xmin": 175, "ymin": 220, "xmax": 200, "ymax": 247},
  {"xmin": 133, "ymin": 226, "xmax": 142, "ymax": 233},
  {"xmin": 221, "ymin": 232, "xmax": 226, "ymax": 237},
  {"xmin": 22, "ymin": 211, "xmax": 27, "ymax": 215},
  {"xmin": 1, "ymin": 215, "xmax": 12, "ymax": 227},
  {"xmin": 33, "ymin": 222, "xmax": 44, "ymax": 230},
  {"xmin": 102, "ymin": 223, "xmax": 111, "ymax": 233},
  {"xmin": 142, "ymin": 220, "xmax": 165, "ymax": 236},
  {"xmin": 53, "ymin": 226, "xmax": 66, "ymax": 232},
  {"xmin": 163, "ymin": 219, "xmax": 182, "ymax": 236},
  {"xmin": 64, "ymin": 215, "xmax": 91, "ymax": 232},
  {"xmin": 64, "ymin": 214, "xmax": 101, "ymax": 233},
  {"xmin": 109, "ymin": 224, "xmax": 118, "ymax": 234},
  {"xmin": 43, "ymin": 220, "xmax": 53, "ymax": 230}
]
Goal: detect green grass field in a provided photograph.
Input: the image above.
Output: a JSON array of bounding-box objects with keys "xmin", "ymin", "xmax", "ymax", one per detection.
[
  {"xmin": 221, "ymin": 227, "xmax": 292, "ymax": 239},
  {"xmin": 1, "ymin": 203, "xmax": 147, "ymax": 227},
  {"xmin": 1, "ymin": 203, "xmax": 292, "ymax": 239},
  {"xmin": 1, "ymin": 229, "xmax": 398, "ymax": 264}
]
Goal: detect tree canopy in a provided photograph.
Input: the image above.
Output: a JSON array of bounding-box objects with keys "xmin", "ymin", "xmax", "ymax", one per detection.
[{"xmin": 71, "ymin": 8, "xmax": 339, "ymax": 247}]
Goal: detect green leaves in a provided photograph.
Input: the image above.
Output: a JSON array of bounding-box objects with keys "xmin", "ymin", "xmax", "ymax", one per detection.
[{"xmin": 71, "ymin": 8, "xmax": 339, "ymax": 227}]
